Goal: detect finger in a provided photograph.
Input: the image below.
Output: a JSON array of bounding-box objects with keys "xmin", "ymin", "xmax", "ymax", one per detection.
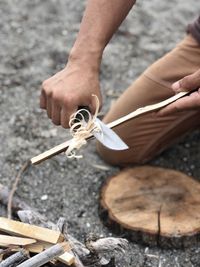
[
  {"xmin": 46, "ymin": 96, "xmax": 52, "ymax": 118},
  {"xmin": 51, "ymin": 102, "xmax": 61, "ymax": 125},
  {"xmin": 40, "ymin": 90, "xmax": 47, "ymax": 109},
  {"xmin": 172, "ymin": 69, "xmax": 200, "ymax": 93},
  {"xmin": 61, "ymin": 107, "xmax": 76, "ymax": 128}
]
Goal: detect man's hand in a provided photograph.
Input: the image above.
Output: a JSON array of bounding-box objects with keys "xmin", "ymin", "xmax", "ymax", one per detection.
[
  {"xmin": 159, "ymin": 69, "xmax": 200, "ymax": 116},
  {"xmin": 40, "ymin": 62, "xmax": 102, "ymax": 128},
  {"xmin": 40, "ymin": 0, "xmax": 136, "ymax": 128}
]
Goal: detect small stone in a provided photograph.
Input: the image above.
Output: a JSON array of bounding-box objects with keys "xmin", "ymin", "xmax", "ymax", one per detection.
[
  {"xmin": 41, "ymin": 194, "xmax": 48, "ymax": 201},
  {"xmin": 86, "ymin": 222, "xmax": 91, "ymax": 228}
]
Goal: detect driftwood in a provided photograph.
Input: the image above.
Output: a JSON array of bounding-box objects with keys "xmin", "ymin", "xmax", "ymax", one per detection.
[
  {"xmin": 17, "ymin": 242, "xmax": 71, "ymax": 267},
  {"xmin": 100, "ymin": 166, "xmax": 200, "ymax": 248},
  {"xmin": 0, "ymin": 183, "xmax": 129, "ymax": 267},
  {"xmin": 31, "ymin": 91, "xmax": 188, "ymax": 165},
  {"xmin": 0, "ymin": 249, "xmax": 29, "ymax": 267}
]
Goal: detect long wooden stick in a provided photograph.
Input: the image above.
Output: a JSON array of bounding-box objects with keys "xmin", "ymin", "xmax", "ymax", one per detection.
[
  {"xmin": 0, "ymin": 249, "xmax": 29, "ymax": 267},
  {"xmin": 16, "ymin": 242, "xmax": 74, "ymax": 267},
  {"xmin": 30, "ymin": 92, "xmax": 188, "ymax": 165}
]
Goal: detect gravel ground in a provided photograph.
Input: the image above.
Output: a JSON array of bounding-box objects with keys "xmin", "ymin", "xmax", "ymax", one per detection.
[{"xmin": 1, "ymin": 0, "xmax": 200, "ymax": 266}]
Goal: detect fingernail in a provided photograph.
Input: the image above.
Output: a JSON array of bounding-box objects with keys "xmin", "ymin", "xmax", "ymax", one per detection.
[{"xmin": 172, "ymin": 81, "xmax": 180, "ymax": 91}]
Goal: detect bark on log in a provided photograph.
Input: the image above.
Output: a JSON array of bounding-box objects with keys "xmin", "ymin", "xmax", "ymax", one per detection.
[
  {"xmin": 99, "ymin": 166, "xmax": 200, "ymax": 248},
  {"xmin": 0, "ymin": 249, "xmax": 29, "ymax": 267}
]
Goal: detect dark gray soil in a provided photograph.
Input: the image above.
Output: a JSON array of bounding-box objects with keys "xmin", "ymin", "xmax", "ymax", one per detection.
[{"xmin": 1, "ymin": 0, "xmax": 200, "ymax": 266}]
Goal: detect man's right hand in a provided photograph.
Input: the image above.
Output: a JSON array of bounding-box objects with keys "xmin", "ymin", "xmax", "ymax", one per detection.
[
  {"xmin": 40, "ymin": 0, "xmax": 136, "ymax": 128},
  {"xmin": 40, "ymin": 61, "xmax": 102, "ymax": 128}
]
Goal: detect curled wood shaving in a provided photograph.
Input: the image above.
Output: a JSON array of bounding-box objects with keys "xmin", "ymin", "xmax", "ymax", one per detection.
[{"xmin": 65, "ymin": 95, "xmax": 102, "ymax": 159}]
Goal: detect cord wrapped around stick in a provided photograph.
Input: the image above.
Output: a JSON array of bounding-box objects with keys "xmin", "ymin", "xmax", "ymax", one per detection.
[{"xmin": 65, "ymin": 95, "xmax": 102, "ymax": 158}]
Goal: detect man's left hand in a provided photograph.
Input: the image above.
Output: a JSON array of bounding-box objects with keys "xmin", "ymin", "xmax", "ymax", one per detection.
[{"xmin": 158, "ymin": 69, "xmax": 200, "ymax": 115}]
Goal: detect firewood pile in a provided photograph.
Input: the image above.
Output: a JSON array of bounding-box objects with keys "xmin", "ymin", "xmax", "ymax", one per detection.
[{"xmin": 0, "ymin": 183, "xmax": 129, "ymax": 267}]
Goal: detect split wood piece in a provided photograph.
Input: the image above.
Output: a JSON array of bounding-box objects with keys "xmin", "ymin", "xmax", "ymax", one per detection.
[
  {"xmin": 0, "ymin": 217, "xmax": 64, "ymax": 244},
  {"xmin": 0, "ymin": 235, "xmax": 36, "ymax": 247},
  {"xmin": 16, "ymin": 242, "xmax": 74, "ymax": 267},
  {"xmin": 99, "ymin": 166, "xmax": 200, "ymax": 248},
  {"xmin": 31, "ymin": 92, "xmax": 188, "ymax": 165},
  {"xmin": 0, "ymin": 249, "xmax": 29, "ymax": 267}
]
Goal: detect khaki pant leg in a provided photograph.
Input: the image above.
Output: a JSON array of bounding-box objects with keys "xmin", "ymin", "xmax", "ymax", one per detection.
[{"xmin": 97, "ymin": 34, "xmax": 200, "ymax": 166}]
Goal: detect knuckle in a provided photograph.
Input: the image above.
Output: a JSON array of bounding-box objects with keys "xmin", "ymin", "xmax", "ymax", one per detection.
[
  {"xmin": 42, "ymin": 80, "xmax": 52, "ymax": 97},
  {"xmin": 42, "ymin": 80, "xmax": 49, "ymax": 90}
]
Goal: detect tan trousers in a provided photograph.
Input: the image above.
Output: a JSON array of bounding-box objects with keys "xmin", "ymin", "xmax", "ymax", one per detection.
[{"xmin": 97, "ymin": 34, "xmax": 200, "ymax": 166}]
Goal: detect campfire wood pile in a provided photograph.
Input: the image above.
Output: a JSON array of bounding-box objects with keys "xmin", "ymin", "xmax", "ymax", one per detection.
[{"xmin": 0, "ymin": 183, "xmax": 129, "ymax": 267}]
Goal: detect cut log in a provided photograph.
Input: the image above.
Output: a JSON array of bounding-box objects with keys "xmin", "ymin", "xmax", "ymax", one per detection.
[
  {"xmin": 0, "ymin": 235, "xmax": 36, "ymax": 247},
  {"xmin": 0, "ymin": 218, "xmax": 64, "ymax": 244},
  {"xmin": 99, "ymin": 166, "xmax": 200, "ymax": 248}
]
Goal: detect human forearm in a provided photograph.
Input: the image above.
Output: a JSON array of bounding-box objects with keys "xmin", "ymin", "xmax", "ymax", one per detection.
[
  {"xmin": 69, "ymin": 0, "xmax": 136, "ymax": 68},
  {"xmin": 40, "ymin": 0, "xmax": 136, "ymax": 128}
]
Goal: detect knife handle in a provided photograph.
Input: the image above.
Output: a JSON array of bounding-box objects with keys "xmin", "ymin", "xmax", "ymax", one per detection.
[{"xmin": 75, "ymin": 106, "xmax": 90, "ymax": 123}]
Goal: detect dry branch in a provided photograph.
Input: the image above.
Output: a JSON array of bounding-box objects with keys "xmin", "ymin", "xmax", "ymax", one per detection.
[
  {"xmin": 16, "ymin": 242, "xmax": 73, "ymax": 267},
  {"xmin": 8, "ymin": 161, "xmax": 30, "ymax": 219},
  {"xmin": 0, "ymin": 249, "xmax": 29, "ymax": 267}
]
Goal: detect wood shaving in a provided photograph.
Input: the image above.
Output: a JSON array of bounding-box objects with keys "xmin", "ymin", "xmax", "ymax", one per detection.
[{"xmin": 65, "ymin": 95, "xmax": 101, "ymax": 159}]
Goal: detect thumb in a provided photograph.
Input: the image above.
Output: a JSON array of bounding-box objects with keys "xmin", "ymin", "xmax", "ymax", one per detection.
[{"xmin": 172, "ymin": 69, "xmax": 200, "ymax": 93}]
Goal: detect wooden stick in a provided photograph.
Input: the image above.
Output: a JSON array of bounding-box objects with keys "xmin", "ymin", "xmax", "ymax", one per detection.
[
  {"xmin": 16, "ymin": 242, "xmax": 74, "ymax": 267},
  {"xmin": 7, "ymin": 161, "xmax": 30, "ymax": 219},
  {"xmin": 30, "ymin": 92, "xmax": 188, "ymax": 165},
  {"xmin": 0, "ymin": 249, "xmax": 29, "ymax": 267},
  {"xmin": 0, "ymin": 217, "xmax": 64, "ymax": 244},
  {"xmin": 0, "ymin": 235, "xmax": 36, "ymax": 247}
]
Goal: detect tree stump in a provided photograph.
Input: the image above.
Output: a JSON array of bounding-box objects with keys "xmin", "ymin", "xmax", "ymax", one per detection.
[{"xmin": 99, "ymin": 166, "xmax": 200, "ymax": 248}]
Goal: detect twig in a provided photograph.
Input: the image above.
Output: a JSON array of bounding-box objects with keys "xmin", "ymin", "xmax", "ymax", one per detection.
[
  {"xmin": 0, "ymin": 249, "xmax": 29, "ymax": 267},
  {"xmin": 16, "ymin": 242, "xmax": 72, "ymax": 267},
  {"xmin": 7, "ymin": 160, "xmax": 30, "ymax": 219}
]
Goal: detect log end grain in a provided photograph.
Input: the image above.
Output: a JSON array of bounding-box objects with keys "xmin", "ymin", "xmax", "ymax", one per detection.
[{"xmin": 99, "ymin": 166, "xmax": 200, "ymax": 248}]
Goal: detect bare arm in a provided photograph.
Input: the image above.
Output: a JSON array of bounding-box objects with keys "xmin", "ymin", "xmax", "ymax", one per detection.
[{"xmin": 40, "ymin": 0, "xmax": 136, "ymax": 128}]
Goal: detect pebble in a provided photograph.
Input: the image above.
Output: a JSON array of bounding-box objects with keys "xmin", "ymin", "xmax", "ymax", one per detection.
[{"xmin": 41, "ymin": 194, "xmax": 48, "ymax": 201}]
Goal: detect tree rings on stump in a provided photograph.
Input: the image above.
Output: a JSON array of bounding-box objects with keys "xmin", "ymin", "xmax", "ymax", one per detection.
[{"xmin": 99, "ymin": 166, "xmax": 200, "ymax": 248}]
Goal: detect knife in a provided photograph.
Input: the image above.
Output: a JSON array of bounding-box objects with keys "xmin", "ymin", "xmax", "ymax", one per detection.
[{"xmin": 31, "ymin": 91, "xmax": 188, "ymax": 165}]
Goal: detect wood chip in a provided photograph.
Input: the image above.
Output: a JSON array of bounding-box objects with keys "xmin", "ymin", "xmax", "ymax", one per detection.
[{"xmin": 0, "ymin": 217, "xmax": 64, "ymax": 244}]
